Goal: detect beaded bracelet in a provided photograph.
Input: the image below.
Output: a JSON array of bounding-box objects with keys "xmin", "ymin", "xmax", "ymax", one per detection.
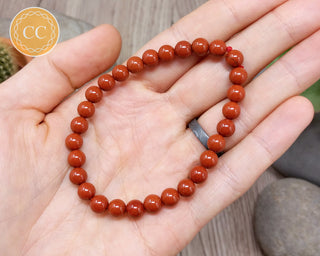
[{"xmin": 65, "ymin": 38, "xmax": 247, "ymax": 218}]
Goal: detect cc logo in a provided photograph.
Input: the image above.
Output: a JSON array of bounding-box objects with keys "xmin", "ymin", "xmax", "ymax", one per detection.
[
  {"xmin": 23, "ymin": 26, "xmax": 47, "ymax": 39},
  {"xmin": 10, "ymin": 7, "xmax": 59, "ymax": 56}
]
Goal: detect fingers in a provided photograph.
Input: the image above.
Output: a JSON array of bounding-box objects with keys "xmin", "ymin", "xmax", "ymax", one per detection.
[
  {"xmin": 167, "ymin": 0, "xmax": 320, "ymax": 121},
  {"xmin": 0, "ymin": 24, "xmax": 121, "ymax": 114},
  {"xmin": 189, "ymin": 96, "xmax": 313, "ymax": 225},
  {"xmin": 194, "ymin": 27, "xmax": 320, "ymax": 150},
  {"xmin": 139, "ymin": 96, "xmax": 313, "ymax": 255},
  {"xmin": 127, "ymin": 0, "xmax": 287, "ymax": 92}
]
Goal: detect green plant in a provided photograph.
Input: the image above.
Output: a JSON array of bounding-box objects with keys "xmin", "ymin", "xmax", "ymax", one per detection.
[
  {"xmin": 301, "ymin": 80, "xmax": 320, "ymax": 112},
  {"xmin": 0, "ymin": 41, "xmax": 18, "ymax": 83}
]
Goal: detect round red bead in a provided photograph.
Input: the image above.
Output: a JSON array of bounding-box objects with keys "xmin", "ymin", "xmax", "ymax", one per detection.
[
  {"xmin": 192, "ymin": 38, "xmax": 209, "ymax": 56},
  {"xmin": 98, "ymin": 74, "xmax": 115, "ymax": 91},
  {"xmin": 144, "ymin": 194, "xmax": 162, "ymax": 212},
  {"xmin": 227, "ymin": 85, "xmax": 245, "ymax": 102},
  {"xmin": 69, "ymin": 167, "xmax": 87, "ymax": 185},
  {"xmin": 85, "ymin": 86, "xmax": 103, "ymax": 103},
  {"xmin": 78, "ymin": 182, "xmax": 96, "ymax": 200},
  {"xmin": 127, "ymin": 56, "xmax": 144, "ymax": 73},
  {"xmin": 90, "ymin": 195, "xmax": 109, "ymax": 213},
  {"xmin": 142, "ymin": 49, "xmax": 159, "ymax": 66},
  {"xmin": 200, "ymin": 150, "xmax": 218, "ymax": 168},
  {"xmin": 217, "ymin": 119, "xmax": 235, "ymax": 137},
  {"xmin": 112, "ymin": 65, "xmax": 129, "ymax": 81},
  {"xmin": 127, "ymin": 200, "xmax": 144, "ymax": 217},
  {"xmin": 222, "ymin": 102, "xmax": 241, "ymax": 119},
  {"xmin": 178, "ymin": 179, "xmax": 196, "ymax": 197},
  {"xmin": 161, "ymin": 188, "xmax": 180, "ymax": 206},
  {"xmin": 229, "ymin": 67, "xmax": 248, "ymax": 85},
  {"xmin": 226, "ymin": 50, "xmax": 244, "ymax": 67},
  {"xmin": 77, "ymin": 101, "xmax": 95, "ymax": 118},
  {"xmin": 68, "ymin": 150, "xmax": 86, "ymax": 167},
  {"xmin": 209, "ymin": 40, "xmax": 226, "ymax": 55},
  {"xmin": 70, "ymin": 116, "xmax": 88, "ymax": 134},
  {"xmin": 108, "ymin": 199, "xmax": 126, "ymax": 217},
  {"xmin": 190, "ymin": 166, "xmax": 208, "ymax": 184},
  {"xmin": 65, "ymin": 133, "xmax": 83, "ymax": 150},
  {"xmin": 207, "ymin": 134, "xmax": 225, "ymax": 152},
  {"xmin": 175, "ymin": 40, "xmax": 192, "ymax": 58},
  {"xmin": 158, "ymin": 45, "xmax": 175, "ymax": 61}
]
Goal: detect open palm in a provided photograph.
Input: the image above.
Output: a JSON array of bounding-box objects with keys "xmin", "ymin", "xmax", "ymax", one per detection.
[{"xmin": 1, "ymin": 0, "xmax": 320, "ymax": 255}]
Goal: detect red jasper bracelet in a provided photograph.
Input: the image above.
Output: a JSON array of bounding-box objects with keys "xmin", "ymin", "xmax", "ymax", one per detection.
[{"xmin": 65, "ymin": 38, "xmax": 247, "ymax": 218}]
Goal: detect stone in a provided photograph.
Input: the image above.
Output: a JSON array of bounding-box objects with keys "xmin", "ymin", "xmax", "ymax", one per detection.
[
  {"xmin": 51, "ymin": 11, "xmax": 94, "ymax": 43},
  {"xmin": 273, "ymin": 112, "xmax": 320, "ymax": 186},
  {"xmin": 0, "ymin": 18, "xmax": 10, "ymax": 38},
  {"xmin": 254, "ymin": 178, "xmax": 320, "ymax": 256}
]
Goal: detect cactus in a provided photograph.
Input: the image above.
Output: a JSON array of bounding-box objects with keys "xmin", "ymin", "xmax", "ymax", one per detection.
[{"xmin": 0, "ymin": 41, "xmax": 18, "ymax": 83}]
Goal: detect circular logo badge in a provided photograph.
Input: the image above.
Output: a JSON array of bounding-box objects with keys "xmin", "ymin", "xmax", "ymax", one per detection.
[{"xmin": 10, "ymin": 7, "xmax": 59, "ymax": 57}]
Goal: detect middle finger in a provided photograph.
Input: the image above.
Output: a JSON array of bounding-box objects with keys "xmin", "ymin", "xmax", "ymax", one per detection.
[{"xmin": 166, "ymin": 0, "xmax": 320, "ymax": 121}]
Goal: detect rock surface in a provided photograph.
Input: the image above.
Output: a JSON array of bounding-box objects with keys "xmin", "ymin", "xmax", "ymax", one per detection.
[
  {"xmin": 254, "ymin": 178, "xmax": 320, "ymax": 256},
  {"xmin": 273, "ymin": 112, "xmax": 320, "ymax": 186},
  {"xmin": 51, "ymin": 11, "xmax": 94, "ymax": 42},
  {"xmin": 0, "ymin": 18, "xmax": 10, "ymax": 38}
]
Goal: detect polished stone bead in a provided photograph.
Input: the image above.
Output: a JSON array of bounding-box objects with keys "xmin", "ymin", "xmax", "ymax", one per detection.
[
  {"xmin": 226, "ymin": 49, "xmax": 244, "ymax": 67},
  {"xmin": 142, "ymin": 49, "xmax": 159, "ymax": 66},
  {"xmin": 68, "ymin": 150, "xmax": 86, "ymax": 167},
  {"xmin": 175, "ymin": 40, "xmax": 192, "ymax": 58},
  {"xmin": 69, "ymin": 167, "xmax": 87, "ymax": 185},
  {"xmin": 85, "ymin": 86, "xmax": 103, "ymax": 103},
  {"xmin": 229, "ymin": 67, "xmax": 248, "ymax": 85},
  {"xmin": 192, "ymin": 38, "xmax": 209, "ymax": 56},
  {"xmin": 112, "ymin": 65, "xmax": 129, "ymax": 81},
  {"xmin": 217, "ymin": 119, "xmax": 235, "ymax": 137},
  {"xmin": 158, "ymin": 45, "xmax": 175, "ymax": 61},
  {"xmin": 78, "ymin": 182, "xmax": 96, "ymax": 200},
  {"xmin": 200, "ymin": 150, "xmax": 218, "ymax": 168},
  {"xmin": 144, "ymin": 194, "xmax": 162, "ymax": 212},
  {"xmin": 70, "ymin": 116, "xmax": 88, "ymax": 134},
  {"xmin": 161, "ymin": 188, "xmax": 180, "ymax": 206},
  {"xmin": 209, "ymin": 39, "xmax": 227, "ymax": 55},
  {"xmin": 222, "ymin": 101, "xmax": 241, "ymax": 119},
  {"xmin": 127, "ymin": 56, "xmax": 144, "ymax": 73},
  {"xmin": 227, "ymin": 85, "xmax": 246, "ymax": 102},
  {"xmin": 190, "ymin": 166, "xmax": 208, "ymax": 184},
  {"xmin": 108, "ymin": 199, "xmax": 126, "ymax": 217},
  {"xmin": 178, "ymin": 179, "xmax": 196, "ymax": 197},
  {"xmin": 77, "ymin": 101, "xmax": 95, "ymax": 118},
  {"xmin": 65, "ymin": 133, "xmax": 83, "ymax": 150},
  {"xmin": 127, "ymin": 200, "xmax": 144, "ymax": 217},
  {"xmin": 207, "ymin": 134, "xmax": 225, "ymax": 152},
  {"xmin": 90, "ymin": 195, "xmax": 109, "ymax": 213},
  {"xmin": 98, "ymin": 74, "xmax": 115, "ymax": 91}
]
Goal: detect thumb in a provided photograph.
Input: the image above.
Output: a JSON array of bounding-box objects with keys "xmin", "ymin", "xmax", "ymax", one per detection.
[{"xmin": 0, "ymin": 24, "xmax": 122, "ymax": 115}]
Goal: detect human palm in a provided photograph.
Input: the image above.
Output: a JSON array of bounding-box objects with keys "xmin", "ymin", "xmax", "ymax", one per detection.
[{"xmin": 1, "ymin": 0, "xmax": 320, "ymax": 255}]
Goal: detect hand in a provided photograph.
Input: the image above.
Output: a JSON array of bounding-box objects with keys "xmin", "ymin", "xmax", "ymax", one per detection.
[{"xmin": 1, "ymin": 0, "xmax": 319, "ymax": 255}]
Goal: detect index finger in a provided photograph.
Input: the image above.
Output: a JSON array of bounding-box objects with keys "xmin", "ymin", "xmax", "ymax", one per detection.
[{"xmin": 130, "ymin": 0, "xmax": 287, "ymax": 92}]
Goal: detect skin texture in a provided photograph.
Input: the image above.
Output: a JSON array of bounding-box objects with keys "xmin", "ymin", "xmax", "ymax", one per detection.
[{"xmin": 0, "ymin": 0, "xmax": 319, "ymax": 255}]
